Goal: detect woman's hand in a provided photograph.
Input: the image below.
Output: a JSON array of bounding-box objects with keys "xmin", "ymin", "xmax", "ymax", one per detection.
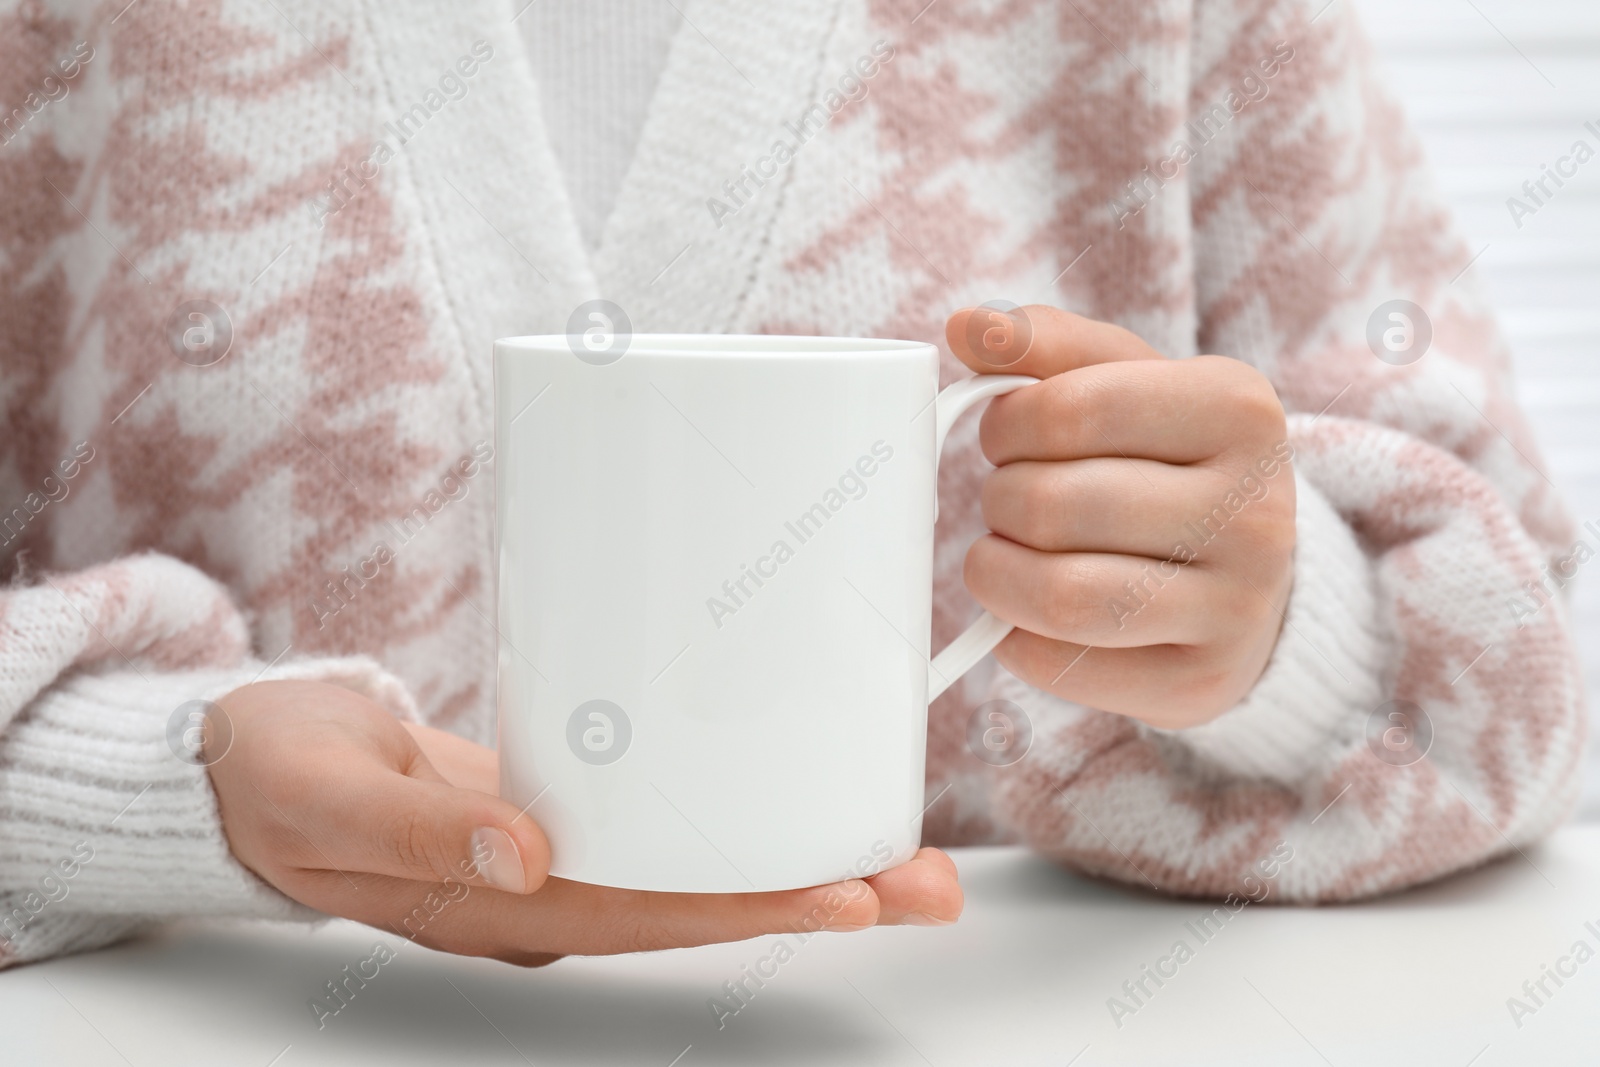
[
  {"xmin": 948, "ymin": 305, "xmax": 1296, "ymax": 728},
  {"xmin": 207, "ymin": 680, "xmax": 962, "ymax": 967}
]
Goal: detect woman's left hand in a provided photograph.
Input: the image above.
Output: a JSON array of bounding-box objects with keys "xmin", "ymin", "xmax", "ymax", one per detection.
[{"xmin": 947, "ymin": 304, "xmax": 1297, "ymax": 728}]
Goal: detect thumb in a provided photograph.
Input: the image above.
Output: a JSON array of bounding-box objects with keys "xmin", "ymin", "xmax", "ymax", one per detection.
[
  {"xmin": 946, "ymin": 303, "xmax": 1160, "ymax": 378},
  {"xmin": 325, "ymin": 752, "xmax": 552, "ymax": 894}
]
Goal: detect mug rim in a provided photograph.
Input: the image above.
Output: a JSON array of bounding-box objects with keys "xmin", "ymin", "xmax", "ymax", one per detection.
[{"xmin": 495, "ymin": 333, "xmax": 935, "ymax": 358}]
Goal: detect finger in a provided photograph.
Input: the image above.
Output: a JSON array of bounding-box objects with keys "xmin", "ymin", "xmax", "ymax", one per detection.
[
  {"xmin": 431, "ymin": 877, "xmax": 890, "ymax": 958},
  {"xmin": 913, "ymin": 846, "xmax": 959, "ymax": 880},
  {"xmin": 292, "ymin": 856, "xmax": 960, "ymax": 962},
  {"xmin": 947, "ymin": 304, "xmax": 1161, "ymax": 377},
  {"xmin": 401, "ymin": 721, "xmax": 497, "ymax": 791},
  {"xmin": 964, "ymin": 534, "xmax": 1253, "ymax": 648},
  {"xmin": 276, "ymin": 866, "xmax": 569, "ymax": 968},
  {"xmin": 977, "ymin": 356, "xmax": 1288, "ymax": 467},
  {"xmin": 865, "ymin": 848, "xmax": 964, "ymax": 925},
  {"xmin": 981, "ymin": 458, "xmax": 1294, "ymax": 562},
  {"xmin": 303, "ymin": 743, "xmax": 552, "ymax": 895},
  {"xmin": 994, "ymin": 624, "xmax": 1282, "ymax": 727},
  {"xmin": 486, "ymin": 859, "xmax": 960, "ymax": 955}
]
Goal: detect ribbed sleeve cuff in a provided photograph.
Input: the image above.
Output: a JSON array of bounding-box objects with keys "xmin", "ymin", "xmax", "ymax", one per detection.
[
  {"xmin": 1160, "ymin": 469, "xmax": 1389, "ymax": 785},
  {"xmin": 0, "ymin": 657, "xmax": 414, "ymax": 964}
]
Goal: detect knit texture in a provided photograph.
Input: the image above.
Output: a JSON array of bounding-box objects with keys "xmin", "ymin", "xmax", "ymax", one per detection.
[
  {"xmin": 0, "ymin": 555, "xmax": 415, "ymax": 966},
  {"xmin": 518, "ymin": 0, "xmax": 681, "ymax": 251},
  {"xmin": 0, "ymin": 0, "xmax": 1585, "ymax": 965}
]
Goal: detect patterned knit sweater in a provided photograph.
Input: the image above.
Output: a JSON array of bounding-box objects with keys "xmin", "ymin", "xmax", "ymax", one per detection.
[{"xmin": 0, "ymin": 0, "xmax": 1584, "ymax": 967}]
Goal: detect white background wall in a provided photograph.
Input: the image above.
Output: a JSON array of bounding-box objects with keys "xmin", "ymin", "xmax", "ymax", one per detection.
[{"xmin": 1350, "ymin": 0, "xmax": 1600, "ymax": 815}]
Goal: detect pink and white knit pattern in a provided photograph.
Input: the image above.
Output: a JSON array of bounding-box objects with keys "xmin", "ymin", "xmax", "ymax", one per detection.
[{"xmin": 0, "ymin": 0, "xmax": 1583, "ymax": 966}]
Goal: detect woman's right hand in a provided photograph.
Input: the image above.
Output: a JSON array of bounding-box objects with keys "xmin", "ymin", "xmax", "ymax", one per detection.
[{"xmin": 206, "ymin": 680, "xmax": 963, "ymax": 966}]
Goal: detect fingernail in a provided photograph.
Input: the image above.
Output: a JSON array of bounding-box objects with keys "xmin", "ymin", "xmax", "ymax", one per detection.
[
  {"xmin": 471, "ymin": 827, "xmax": 526, "ymax": 893},
  {"xmin": 900, "ymin": 912, "xmax": 956, "ymax": 927}
]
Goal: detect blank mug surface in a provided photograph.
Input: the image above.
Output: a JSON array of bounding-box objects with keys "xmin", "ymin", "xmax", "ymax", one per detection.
[{"xmin": 496, "ymin": 334, "xmax": 942, "ymax": 894}]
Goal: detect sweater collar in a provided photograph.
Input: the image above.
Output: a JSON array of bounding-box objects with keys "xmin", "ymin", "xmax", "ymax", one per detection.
[
  {"xmin": 590, "ymin": 0, "xmax": 846, "ymax": 331},
  {"xmin": 353, "ymin": 0, "xmax": 845, "ymax": 343}
]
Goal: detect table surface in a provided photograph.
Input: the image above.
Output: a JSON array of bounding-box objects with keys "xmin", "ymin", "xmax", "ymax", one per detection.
[{"xmin": 6, "ymin": 830, "xmax": 1600, "ymax": 1067}]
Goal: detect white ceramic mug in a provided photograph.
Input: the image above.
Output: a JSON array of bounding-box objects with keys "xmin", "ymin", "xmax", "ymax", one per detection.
[{"xmin": 494, "ymin": 333, "xmax": 1035, "ymax": 893}]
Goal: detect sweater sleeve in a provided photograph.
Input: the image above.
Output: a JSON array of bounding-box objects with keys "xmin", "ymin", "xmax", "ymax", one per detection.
[
  {"xmin": 0, "ymin": 553, "xmax": 417, "ymax": 967},
  {"xmin": 980, "ymin": 0, "xmax": 1584, "ymax": 901}
]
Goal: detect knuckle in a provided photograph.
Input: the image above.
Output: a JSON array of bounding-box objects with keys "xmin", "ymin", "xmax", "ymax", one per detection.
[
  {"xmin": 1226, "ymin": 510, "xmax": 1289, "ymax": 567},
  {"xmin": 381, "ymin": 808, "xmax": 445, "ymax": 877},
  {"xmin": 1240, "ymin": 576, "xmax": 1278, "ymax": 622},
  {"xmin": 1166, "ymin": 652, "xmax": 1243, "ymax": 721},
  {"xmin": 1206, "ymin": 578, "xmax": 1268, "ymax": 639},
  {"xmin": 1009, "ymin": 633, "xmax": 1083, "ymax": 696},
  {"xmin": 1019, "ymin": 470, "xmax": 1067, "ymax": 543},
  {"xmin": 1041, "ymin": 559, "xmax": 1109, "ymax": 636},
  {"xmin": 537, "ymin": 888, "xmax": 677, "ymax": 954},
  {"xmin": 1038, "ymin": 373, "xmax": 1084, "ymax": 427},
  {"xmin": 1198, "ymin": 356, "xmax": 1284, "ymax": 431},
  {"xmin": 598, "ymin": 904, "xmax": 678, "ymax": 953},
  {"xmin": 1234, "ymin": 589, "xmax": 1278, "ymax": 640},
  {"xmin": 1224, "ymin": 486, "xmax": 1296, "ymax": 566},
  {"xmin": 1052, "ymin": 370, "xmax": 1098, "ymax": 416},
  {"xmin": 1236, "ymin": 373, "xmax": 1287, "ymax": 435}
]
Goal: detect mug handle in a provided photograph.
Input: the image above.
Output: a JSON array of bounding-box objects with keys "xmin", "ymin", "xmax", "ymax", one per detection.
[{"xmin": 926, "ymin": 373, "xmax": 1040, "ymax": 702}]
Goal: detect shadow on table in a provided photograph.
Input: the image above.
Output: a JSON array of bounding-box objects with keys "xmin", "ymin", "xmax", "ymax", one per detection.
[
  {"xmin": 92, "ymin": 918, "xmax": 907, "ymax": 1065},
  {"xmin": 68, "ymin": 844, "xmax": 1547, "ymax": 1064}
]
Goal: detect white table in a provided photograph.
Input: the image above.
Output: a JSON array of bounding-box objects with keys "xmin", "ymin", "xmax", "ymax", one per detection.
[{"xmin": 7, "ymin": 831, "xmax": 1600, "ymax": 1066}]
